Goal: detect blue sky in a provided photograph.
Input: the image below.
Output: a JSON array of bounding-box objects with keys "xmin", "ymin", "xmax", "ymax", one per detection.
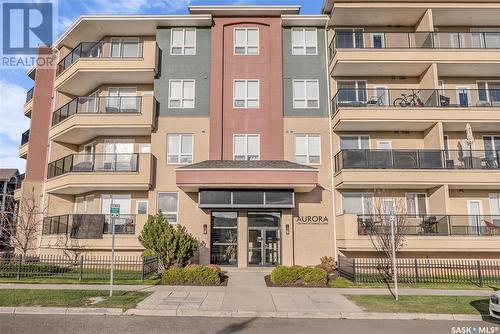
[{"xmin": 0, "ymin": 0, "xmax": 323, "ymax": 172}]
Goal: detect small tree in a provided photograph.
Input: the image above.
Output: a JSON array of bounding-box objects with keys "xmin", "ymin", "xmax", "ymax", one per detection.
[
  {"xmin": 0, "ymin": 187, "xmax": 43, "ymax": 258},
  {"xmin": 365, "ymin": 190, "xmax": 408, "ymax": 278},
  {"xmin": 138, "ymin": 213, "xmax": 200, "ymax": 270}
]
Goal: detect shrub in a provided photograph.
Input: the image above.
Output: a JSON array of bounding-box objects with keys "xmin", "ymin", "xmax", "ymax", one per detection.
[
  {"xmin": 301, "ymin": 267, "xmax": 328, "ymax": 285},
  {"xmin": 205, "ymin": 264, "xmax": 222, "ymax": 273},
  {"xmin": 141, "ymin": 249, "xmax": 155, "ymax": 257},
  {"xmin": 138, "ymin": 213, "xmax": 200, "ymax": 269},
  {"xmin": 270, "ymin": 265, "xmax": 303, "ymax": 285},
  {"xmin": 162, "ymin": 266, "xmax": 221, "ymax": 286},
  {"xmin": 0, "ymin": 262, "xmax": 69, "ymax": 276},
  {"xmin": 317, "ymin": 256, "xmax": 337, "ymax": 273}
]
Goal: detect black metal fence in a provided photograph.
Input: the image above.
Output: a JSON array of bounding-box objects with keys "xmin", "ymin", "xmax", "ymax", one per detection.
[
  {"xmin": 338, "ymin": 256, "xmax": 500, "ymax": 286},
  {"xmin": 0, "ymin": 254, "xmax": 158, "ymax": 282}
]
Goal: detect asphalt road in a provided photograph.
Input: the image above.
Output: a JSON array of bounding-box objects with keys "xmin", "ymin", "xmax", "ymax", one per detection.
[{"xmin": 0, "ymin": 315, "xmax": 499, "ymax": 334}]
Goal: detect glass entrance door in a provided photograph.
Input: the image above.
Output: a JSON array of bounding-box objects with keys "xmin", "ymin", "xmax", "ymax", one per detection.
[{"xmin": 247, "ymin": 212, "xmax": 281, "ymax": 266}]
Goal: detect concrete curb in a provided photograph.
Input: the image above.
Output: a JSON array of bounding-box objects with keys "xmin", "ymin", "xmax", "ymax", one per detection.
[{"xmin": 0, "ymin": 307, "xmax": 491, "ymax": 321}]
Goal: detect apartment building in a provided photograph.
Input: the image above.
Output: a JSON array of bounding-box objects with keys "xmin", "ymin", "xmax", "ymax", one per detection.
[
  {"xmin": 0, "ymin": 169, "xmax": 20, "ymax": 250},
  {"xmin": 15, "ymin": 6, "xmax": 335, "ymax": 267},
  {"xmin": 323, "ymin": 0, "xmax": 500, "ymax": 258}
]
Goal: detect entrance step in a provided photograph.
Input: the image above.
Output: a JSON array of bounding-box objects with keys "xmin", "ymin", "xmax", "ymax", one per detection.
[{"xmin": 223, "ymin": 267, "xmax": 273, "ymax": 273}]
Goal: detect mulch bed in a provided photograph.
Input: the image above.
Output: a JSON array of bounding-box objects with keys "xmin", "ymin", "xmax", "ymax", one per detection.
[{"xmin": 264, "ymin": 274, "xmax": 329, "ymax": 288}]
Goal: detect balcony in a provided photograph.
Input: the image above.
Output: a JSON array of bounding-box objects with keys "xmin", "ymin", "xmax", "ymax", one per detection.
[
  {"xmin": 331, "ymin": 88, "xmax": 500, "ymax": 132},
  {"xmin": 55, "ymin": 39, "xmax": 156, "ymax": 95},
  {"xmin": 43, "ymin": 214, "xmax": 137, "ymax": 236},
  {"xmin": 24, "ymin": 87, "xmax": 34, "ymax": 117},
  {"xmin": 49, "ymin": 95, "xmax": 156, "ymax": 144},
  {"xmin": 45, "ymin": 153, "xmax": 154, "ymax": 194},
  {"xmin": 334, "ymin": 149, "xmax": 500, "ymax": 189},
  {"xmin": 19, "ymin": 130, "xmax": 29, "ymax": 159},
  {"xmin": 336, "ymin": 214, "xmax": 500, "ymax": 255},
  {"xmin": 13, "ymin": 173, "xmax": 25, "ymax": 200},
  {"xmin": 334, "ymin": 149, "xmax": 500, "ymax": 172},
  {"xmin": 330, "ymin": 32, "xmax": 500, "ymax": 76},
  {"xmin": 357, "ymin": 214, "xmax": 500, "ymax": 237}
]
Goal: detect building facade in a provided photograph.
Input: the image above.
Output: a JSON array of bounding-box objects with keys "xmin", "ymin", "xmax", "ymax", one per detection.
[
  {"xmin": 0, "ymin": 169, "xmax": 20, "ymax": 250},
  {"xmin": 14, "ymin": 3, "xmax": 500, "ymax": 266}
]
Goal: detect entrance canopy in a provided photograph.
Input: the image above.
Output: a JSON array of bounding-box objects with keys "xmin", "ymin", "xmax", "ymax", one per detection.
[{"xmin": 176, "ymin": 160, "xmax": 318, "ymax": 192}]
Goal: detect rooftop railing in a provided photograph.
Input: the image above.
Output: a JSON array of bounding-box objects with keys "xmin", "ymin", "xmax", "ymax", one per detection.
[
  {"xmin": 20, "ymin": 130, "xmax": 30, "ymax": 146},
  {"xmin": 43, "ymin": 214, "xmax": 136, "ymax": 236},
  {"xmin": 334, "ymin": 149, "xmax": 500, "ymax": 172},
  {"xmin": 52, "ymin": 96, "xmax": 142, "ymax": 126},
  {"xmin": 357, "ymin": 214, "xmax": 500, "ymax": 236},
  {"xmin": 331, "ymin": 88, "xmax": 500, "ymax": 115},
  {"xmin": 56, "ymin": 40, "xmax": 143, "ymax": 76},
  {"xmin": 331, "ymin": 31, "xmax": 500, "ymax": 54},
  {"xmin": 25, "ymin": 87, "xmax": 34, "ymax": 103},
  {"xmin": 47, "ymin": 153, "xmax": 140, "ymax": 179}
]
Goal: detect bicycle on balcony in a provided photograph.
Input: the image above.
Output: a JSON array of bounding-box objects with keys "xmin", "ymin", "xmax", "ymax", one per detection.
[{"xmin": 393, "ymin": 90, "xmax": 424, "ymax": 107}]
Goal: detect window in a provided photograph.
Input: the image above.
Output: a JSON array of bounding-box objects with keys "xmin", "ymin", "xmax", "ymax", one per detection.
[
  {"xmin": 337, "ymin": 80, "xmax": 366, "ymax": 104},
  {"xmin": 335, "ymin": 28, "xmax": 364, "ymax": 48},
  {"xmin": 233, "ymin": 80, "xmax": 259, "ymax": 108},
  {"xmin": 340, "ymin": 135, "xmax": 370, "ymax": 150},
  {"xmin": 171, "ymin": 28, "xmax": 196, "ymax": 55},
  {"xmin": 371, "ymin": 33, "xmax": 385, "ymax": 48},
  {"xmin": 483, "ymin": 135, "xmax": 500, "ymax": 166},
  {"xmin": 405, "ymin": 193, "xmax": 427, "ymax": 215},
  {"xmin": 85, "ymin": 195, "xmax": 94, "ymax": 213},
  {"xmin": 292, "ymin": 28, "xmax": 317, "ymax": 55},
  {"xmin": 233, "ymin": 134, "xmax": 260, "ymax": 160},
  {"xmin": 373, "ymin": 86, "xmax": 388, "ymax": 106},
  {"xmin": 136, "ymin": 200, "xmax": 148, "ymax": 214},
  {"xmin": 167, "ymin": 134, "xmax": 193, "ymax": 164},
  {"xmin": 158, "ymin": 192, "xmax": 178, "ymax": 223},
  {"xmin": 295, "ymin": 134, "xmax": 321, "ymax": 164},
  {"xmin": 139, "ymin": 144, "xmax": 151, "ymax": 153},
  {"xmin": 377, "ymin": 140, "xmax": 392, "ymax": 150},
  {"xmin": 293, "ymin": 80, "xmax": 319, "ymax": 108},
  {"xmin": 477, "ymin": 81, "xmax": 500, "ymax": 105},
  {"xmin": 110, "ymin": 37, "xmax": 140, "ymax": 57},
  {"xmin": 341, "ymin": 192, "xmax": 373, "ymax": 215},
  {"xmin": 234, "ymin": 28, "xmax": 259, "ymax": 55},
  {"xmin": 107, "ymin": 87, "xmax": 138, "ymax": 112},
  {"xmin": 75, "ymin": 196, "xmax": 85, "ymax": 213},
  {"xmin": 168, "ymin": 80, "xmax": 195, "ymax": 108}
]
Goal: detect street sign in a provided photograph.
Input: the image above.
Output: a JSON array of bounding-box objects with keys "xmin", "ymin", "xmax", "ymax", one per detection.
[{"xmin": 110, "ymin": 204, "xmax": 120, "ymax": 217}]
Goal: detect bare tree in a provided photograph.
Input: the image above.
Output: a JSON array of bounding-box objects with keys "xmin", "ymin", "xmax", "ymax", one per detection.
[
  {"xmin": 363, "ymin": 190, "xmax": 408, "ymax": 278},
  {"xmin": 0, "ymin": 187, "xmax": 43, "ymax": 258},
  {"xmin": 47, "ymin": 233, "xmax": 86, "ymax": 265}
]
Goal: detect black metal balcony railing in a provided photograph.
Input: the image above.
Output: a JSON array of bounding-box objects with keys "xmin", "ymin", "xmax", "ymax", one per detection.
[
  {"xmin": 43, "ymin": 214, "xmax": 136, "ymax": 236},
  {"xmin": 357, "ymin": 214, "xmax": 500, "ymax": 236},
  {"xmin": 56, "ymin": 40, "xmax": 143, "ymax": 76},
  {"xmin": 47, "ymin": 153, "xmax": 140, "ymax": 179},
  {"xmin": 334, "ymin": 149, "xmax": 500, "ymax": 172},
  {"xmin": 20, "ymin": 130, "xmax": 30, "ymax": 146},
  {"xmin": 331, "ymin": 31, "xmax": 500, "ymax": 54},
  {"xmin": 331, "ymin": 88, "xmax": 500, "ymax": 115},
  {"xmin": 25, "ymin": 87, "xmax": 34, "ymax": 103},
  {"xmin": 52, "ymin": 96, "xmax": 142, "ymax": 126},
  {"xmin": 15, "ymin": 173, "xmax": 25, "ymax": 190}
]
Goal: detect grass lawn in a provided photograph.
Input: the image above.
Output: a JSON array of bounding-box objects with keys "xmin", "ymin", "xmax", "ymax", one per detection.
[
  {"xmin": 0, "ymin": 289, "xmax": 151, "ymax": 310},
  {"xmin": 330, "ymin": 277, "xmax": 499, "ymax": 290},
  {"xmin": 345, "ymin": 295, "xmax": 490, "ymax": 314}
]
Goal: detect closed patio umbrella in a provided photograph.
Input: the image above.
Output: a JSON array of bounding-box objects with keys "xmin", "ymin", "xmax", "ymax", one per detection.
[{"xmin": 465, "ymin": 123, "xmax": 474, "ymax": 146}]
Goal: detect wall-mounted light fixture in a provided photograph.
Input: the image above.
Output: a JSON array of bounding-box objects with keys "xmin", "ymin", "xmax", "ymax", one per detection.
[
  {"xmin": 286, "ymin": 224, "xmax": 290, "ymax": 235},
  {"xmin": 203, "ymin": 224, "xmax": 208, "ymax": 235}
]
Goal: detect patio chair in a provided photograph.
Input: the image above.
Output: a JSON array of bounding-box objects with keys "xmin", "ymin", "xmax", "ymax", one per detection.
[{"xmin": 484, "ymin": 220, "xmax": 500, "ymax": 235}]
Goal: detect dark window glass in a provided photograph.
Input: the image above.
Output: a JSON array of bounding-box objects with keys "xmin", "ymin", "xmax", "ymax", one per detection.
[
  {"xmin": 212, "ymin": 211, "xmax": 238, "ymax": 228},
  {"xmin": 232, "ymin": 191, "xmax": 264, "ymax": 205},
  {"xmin": 211, "ymin": 211, "xmax": 238, "ymax": 266},
  {"xmin": 200, "ymin": 190, "xmax": 231, "ymax": 205},
  {"xmin": 248, "ymin": 212, "xmax": 281, "ymax": 228},
  {"xmin": 265, "ymin": 191, "xmax": 293, "ymax": 205}
]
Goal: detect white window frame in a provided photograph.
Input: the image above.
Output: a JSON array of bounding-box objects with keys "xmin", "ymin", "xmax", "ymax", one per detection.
[
  {"xmin": 405, "ymin": 192, "xmax": 428, "ymax": 216},
  {"xmin": 292, "ymin": 79, "xmax": 320, "ymax": 109},
  {"xmin": 376, "ymin": 140, "xmax": 392, "ymax": 149},
  {"xmin": 477, "ymin": 80, "xmax": 500, "ymax": 104},
  {"xmin": 370, "ymin": 33, "xmax": 385, "ymax": 48},
  {"xmin": 139, "ymin": 144, "xmax": 151, "ymax": 153},
  {"xmin": 136, "ymin": 200, "xmax": 148, "ymax": 215},
  {"xmin": 75, "ymin": 196, "xmax": 85, "ymax": 214},
  {"xmin": 110, "ymin": 37, "xmax": 140, "ymax": 57},
  {"xmin": 341, "ymin": 192, "xmax": 374, "ymax": 215},
  {"xmin": 157, "ymin": 192, "xmax": 179, "ymax": 224},
  {"xmin": 168, "ymin": 79, "xmax": 195, "ymax": 109},
  {"xmin": 294, "ymin": 134, "xmax": 321, "ymax": 165},
  {"xmin": 234, "ymin": 27, "xmax": 259, "ymax": 55},
  {"xmin": 292, "ymin": 28, "xmax": 318, "ymax": 55},
  {"xmin": 337, "ymin": 80, "xmax": 367, "ymax": 103},
  {"xmin": 339, "ymin": 135, "xmax": 371, "ymax": 150},
  {"xmin": 455, "ymin": 85, "xmax": 471, "ymax": 107},
  {"xmin": 170, "ymin": 28, "xmax": 196, "ymax": 55},
  {"xmin": 372, "ymin": 85, "xmax": 389, "ymax": 106},
  {"xmin": 233, "ymin": 134, "xmax": 260, "ymax": 161},
  {"xmin": 233, "ymin": 79, "xmax": 260, "ymax": 108},
  {"xmin": 167, "ymin": 134, "xmax": 194, "ymax": 165}
]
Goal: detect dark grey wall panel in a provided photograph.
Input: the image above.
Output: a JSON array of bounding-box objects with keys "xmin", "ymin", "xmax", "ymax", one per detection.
[{"xmin": 155, "ymin": 27, "xmax": 211, "ymax": 117}]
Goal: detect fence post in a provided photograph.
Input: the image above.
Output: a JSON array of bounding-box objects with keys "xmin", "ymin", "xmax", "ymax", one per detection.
[
  {"xmin": 141, "ymin": 257, "xmax": 145, "ymax": 282},
  {"xmin": 16, "ymin": 254, "xmax": 22, "ymax": 281},
  {"xmin": 477, "ymin": 260, "xmax": 483, "ymax": 287},
  {"xmin": 414, "ymin": 258, "xmax": 419, "ymax": 285},
  {"xmin": 352, "ymin": 258, "xmax": 357, "ymax": 284},
  {"xmin": 79, "ymin": 256, "xmax": 84, "ymax": 281}
]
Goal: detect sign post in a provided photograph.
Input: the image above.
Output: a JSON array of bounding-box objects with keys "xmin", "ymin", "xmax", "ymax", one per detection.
[
  {"xmin": 109, "ymin": 204, "xmax": 120, "ymax": 297},
  {"xmin": 389, "ymin": 209, "xmax": 398, "ymax": 301}
]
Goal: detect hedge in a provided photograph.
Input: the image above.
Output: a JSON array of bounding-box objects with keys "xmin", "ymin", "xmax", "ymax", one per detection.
[
  {"xmin": 270, "ymin": 266, "xmax": 327, "ymax": 286},
  {"xmin": 0, "ymin": 262, "xmax": 69, "ymax": 275},
  {"xmin": 162, "ymin": 265, "xmax": 221, "ymax": 286}
]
